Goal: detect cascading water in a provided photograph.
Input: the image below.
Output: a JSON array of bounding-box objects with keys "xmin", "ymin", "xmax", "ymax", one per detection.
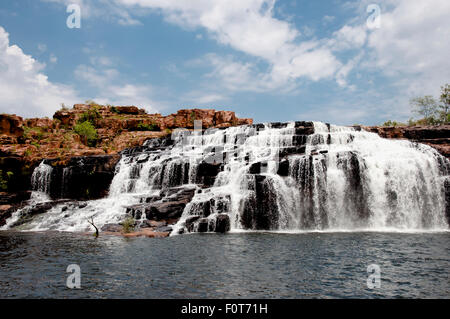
[
  {"xmin": 3, "ymin": 122, "xmax": 449, "ymax": 233},
  {"xmin": 288, "ymin": 123, "xmax": 449, "ymax": 230},
  {"xmin": 0, "ymin": 161, "xmax": 53, "ymax": 230},
  {"xmin": 30, "ymin": 161, "xmax": 53, "ymax": 200}
]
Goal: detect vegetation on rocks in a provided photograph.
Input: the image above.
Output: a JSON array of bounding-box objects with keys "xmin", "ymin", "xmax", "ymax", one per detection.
[
  {"xmin": 78, "ymin": 106, "xmax": 102, "ymax": 126},
  {"xmin": 121, "ymin": 216, "xmax": 136, "ymax": 233},
  {"xmin": 74, "ymin": 121, "xmax": 98, "ymax": 147},
  {"xmin": 0, "ymin": 170, "xmax": 13, "ymax": 191},
  {"xmin": 383, "ymin": 84, "xmax": 450, "ymax": 126},
  {"xmin": 135, "ymin": 122, "xmax": 159, "ymax": 131}
]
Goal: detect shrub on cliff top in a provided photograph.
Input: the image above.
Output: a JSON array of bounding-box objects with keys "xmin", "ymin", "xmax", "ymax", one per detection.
[
  {"xmin": 74, "ymin": 121, "xmax": 98, "ymax": 147},
  {"xmin": 78, "ymin": 106, "xmax": 102, "ymax": 126},
  {"xmin": 382, "ymin": 120, "xmax": 406, "ymax": 127},
  {"xmin": 135, "ymin": 122, "xmax": 159, "ymax": 131}
]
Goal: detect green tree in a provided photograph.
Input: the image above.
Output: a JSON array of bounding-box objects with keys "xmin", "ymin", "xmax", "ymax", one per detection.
[
  {"xmin": 78, "ymin": 106, "xmax": 102, "ymax": 126},
  {"xmin": 0, "ymin": 170, "xmax": 13, "ymax": 191},
  {"xmin": 74, "ymin": 121, "xmax": 98, "ymax": 147},
  {"xmin": 410, "ymin": 96, "xmax": 438, "ymax": 125},
  {"xmin": 438, "ymin": 84, "xmax": 449, "ymax": 124}
]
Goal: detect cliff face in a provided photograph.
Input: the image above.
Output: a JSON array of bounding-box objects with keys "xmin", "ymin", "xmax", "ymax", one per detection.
[{"xmin": 363, "ymin": 125, "xmax": 450, "ymax": 158}]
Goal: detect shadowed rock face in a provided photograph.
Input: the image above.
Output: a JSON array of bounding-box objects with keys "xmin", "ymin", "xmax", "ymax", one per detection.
[
  {"xmin": 42, "ymin": 155, "xmax": 121, "ymax": 200},
  {"xmin": 126, "ymin": 187, "xmax": 196, "ymax": 222},
  {"xmin": 241, "ymin": 175, "xmax": 280, "ymax": 230}
]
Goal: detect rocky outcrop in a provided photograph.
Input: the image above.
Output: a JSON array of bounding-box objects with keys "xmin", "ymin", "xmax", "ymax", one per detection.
[
  {"xmin": 364, "ymin": 125, "xmax": 450, "ymax": 158},
  {"xmin": 0, "ymin": 114, "xmax": 24, "ymax": 139},
  {"xmin": 126, "ymin": 186, "xmax": 197, "ymax": 223}
]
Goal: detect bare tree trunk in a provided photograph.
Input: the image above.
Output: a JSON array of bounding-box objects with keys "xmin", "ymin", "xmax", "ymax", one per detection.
[{"xmin": 87, "ymin": 217, "xmax": 99, "ymax": 238}]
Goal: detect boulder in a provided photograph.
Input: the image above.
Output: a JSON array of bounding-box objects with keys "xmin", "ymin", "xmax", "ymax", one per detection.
[
  {"xmin": 214, "ymin": 111, "xmax": 236, "ymax": 126},
  {"xmin": 0, "ymin": 114, "xmax": 24, "ymax": 138},
  {"xmin": 113, "ymin": 106, "xmax": 140, "ymax": 115},
  {"xmin": 101, "ymin": 223, "xmax": 122, "ymax": 232}
]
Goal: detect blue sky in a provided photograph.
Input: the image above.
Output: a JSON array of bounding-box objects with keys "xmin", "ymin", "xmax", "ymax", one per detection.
[{"xmin": 0, "ymin": 0, "xmax": 448, "ymax": 125}]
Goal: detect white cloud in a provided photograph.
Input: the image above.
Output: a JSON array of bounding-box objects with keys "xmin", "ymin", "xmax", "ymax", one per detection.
[
  {"xmin": 367, "ymin": 0, "xmax": 450, "ymax": 97},
  {"xmin": 329, "ymin": 24, "xmax": 367, "ymax": 51},
  {"xmin": 322, "ymin": 15, "xmax": 335, "ymax": 24},
  {"xmin": 116, "ymin": 0, "xmax": 344, "ymax": 87},
  {"xmin": 44, "ymin": 0, "xmax": 348, "ymax": 89},
  {"xmin": 0, "ymin": 26, "xmax": 79, "ymax": 117},
  {"xmin": 37, "ymin": 43, "xmax": 47, "ymax": 53},
  {"xmin": 74, "ymin": 64, "xmax": 119, "ymax": 87},
  {"xmin": 74, "ymin": 59, "xmax": 163, "ymax": 112}
]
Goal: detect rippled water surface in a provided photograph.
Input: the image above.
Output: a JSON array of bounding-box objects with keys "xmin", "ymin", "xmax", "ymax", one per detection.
[{"xmin": 0, "ymin": 231, "xmax": 449, "ymax": 298}]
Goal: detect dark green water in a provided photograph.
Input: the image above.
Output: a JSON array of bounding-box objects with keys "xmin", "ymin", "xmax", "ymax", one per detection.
[{"xmin": 0, "ymin": 231, "xmax": 449, "ymax": 298}]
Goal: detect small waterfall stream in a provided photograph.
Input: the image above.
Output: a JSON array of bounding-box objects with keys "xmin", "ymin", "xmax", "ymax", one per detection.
[{"xmin": 3, "ymin": 122, "xmax": 449, "ymax": 233}]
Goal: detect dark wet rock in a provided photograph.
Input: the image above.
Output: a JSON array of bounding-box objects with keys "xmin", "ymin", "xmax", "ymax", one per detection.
[
  {"xmin": 154, "ymin": 225, "xmax": 173, "ymax": 233},
  {"xmin": 279, "ymin": 146, "xmax": 306, "ymax": 158},
  {"xmin": 8, "ymin": 199, "xmax": 70, "ymax": 228},
  {"xmin": 240, "ymin": 175, "xmax": 279, "ymax": 230},
  {"xmin": 101, "ymin": 223, "xmax": 122, "ymax": 232},
  {"xmin": 215, "ymin": 214, "xmax": 231, "ymax": 233},
  {"xmin": 139, "ymin": 195, "xmax": 162, "ymax": 203},
  {"xmin": 277, "ymin": 159, "xmax": 289, "ymax": 177},
  {"xmin": 249, "ymin": 162, "xmax": 264, "ymax": 174},
  {"xmin": 43, "ymin": 155, "xmax": 120, "ymax": 200},
  {"xmin": 196, "ymin": 162, "xmax": 223, "ymax": 187},
  {"xmin": 269, "ymin": 122, "xmax": 288, "ymax": 129},
  {"xmin": 126, "ymin": 187, "xmax": 197, "ymax": 223},
  {"xmin": 295, "ymin": 126, "xmax": 314, "ymax": 135},
  {"xmin": 160, "ymin": 186, "xmax": 196, "ymax": 202},
  {"xmin": 251, "ymin": 123, "xmax": 265, "ymax": 130},
  {"xmin": 140, "ymin": 220, "xmax": 167, "ymax": 228},
  {"xmin": 197, "ymin": 218, "xmax": 209, "ymax": 232},
  {"xmin": 185, "ymin": 199, "xmax": 213, "ymax": 217},
  {"xmin": 185, "ymin": 215, "xmax": 201, "ymax": 232},
  {"xmin": 0, "ymin": 191, "xmax": 31, "ymax": 205},
  {"xmin": 292, "ymin": 135, "xmax": 308, "ymax": 146},
  {"xmin": 78, "ymin": 203, "xmax": 87, "ymax": 209},
  {"xmin": 0, "ymin": 205, "xmax": 16, "ymax": 227},
  {"xmin": 145, "ymin": 201, "xmax": 187, "ymax": 220},
  {"xmin": 294, "ymin": 121, "xmax": 314, "ymax": 128}
]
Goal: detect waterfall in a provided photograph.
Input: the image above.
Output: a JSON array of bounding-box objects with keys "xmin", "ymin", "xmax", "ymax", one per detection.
[
  {"xmin": 3, "ymin": 122, "xmax": 449, "ymax": 233},
  {"xmin": 287, "ymin": 123, "xmax": 449, "ymax": 230},
  {"xmin": 30, "ymin": 161, "xmax": 53, "ymax": 201},
  {"xmin": 171, "ymin": 122, "xmax": 449, "ymax": 233}
]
